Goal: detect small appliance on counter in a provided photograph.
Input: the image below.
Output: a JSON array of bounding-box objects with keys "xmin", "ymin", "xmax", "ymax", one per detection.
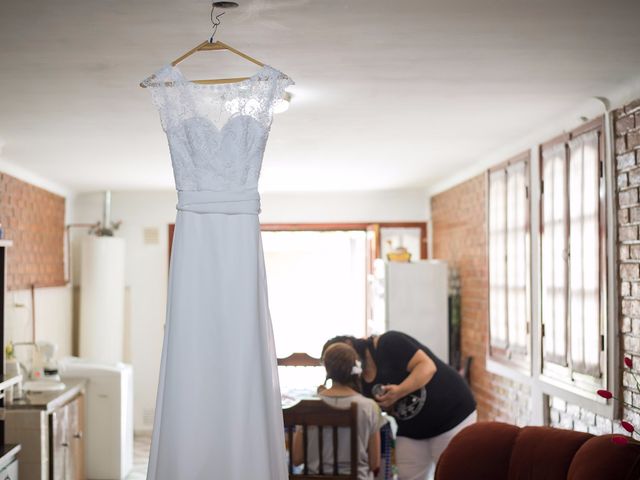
[
  {"xmin": 4, "ymin": 356, "xmax": 22, "ymax": 401},
  {"xmin": 38, "ymin": 341, "xmax": 62, "ymax": 382},
  {"xmin": 6, "ymin": 341, "xmax": 66, "ymax": 394}
]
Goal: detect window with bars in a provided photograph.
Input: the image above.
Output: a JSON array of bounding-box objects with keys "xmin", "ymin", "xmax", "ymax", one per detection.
[
  {"xmin": 540, "ymin": 119, "xmax": 606, "ymax": 389},
  {"xmin": 488, "ymin": 153, "xmax": 531, "ymax": 371}
]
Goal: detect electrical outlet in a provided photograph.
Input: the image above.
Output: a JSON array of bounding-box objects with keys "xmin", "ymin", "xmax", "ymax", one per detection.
[
  {"xmin": 143, "ymin": 227, "xmax": 160, "ymax": 245},
  {"xmin": 12, "ymin": 293, "xmax": 26, "ymax": 308}
]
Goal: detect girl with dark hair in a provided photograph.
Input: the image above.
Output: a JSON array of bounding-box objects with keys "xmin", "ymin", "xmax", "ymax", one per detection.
[
  {"xmin": 292, "ymin": 343, "xmax": 382, "ymax": 480},
  {"xmin": 323, "ymin": 332, "xmax": 477, "ymax": 480}
]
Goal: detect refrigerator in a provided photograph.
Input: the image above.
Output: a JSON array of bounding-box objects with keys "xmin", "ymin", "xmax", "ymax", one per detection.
[{"xmin": 368, "ymin": 259, "xmax": 449, "ymax": 362}]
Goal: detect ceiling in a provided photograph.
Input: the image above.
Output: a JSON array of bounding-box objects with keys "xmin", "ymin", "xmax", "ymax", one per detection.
[{"xmin": 1, "ymin": 0, "xmax": 640, "ymax": 193}]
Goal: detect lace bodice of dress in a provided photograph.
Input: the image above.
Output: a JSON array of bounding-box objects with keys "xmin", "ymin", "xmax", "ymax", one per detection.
[{"xmin": 144, "ymin": 64, "xmax": 293, "ymax": 192}]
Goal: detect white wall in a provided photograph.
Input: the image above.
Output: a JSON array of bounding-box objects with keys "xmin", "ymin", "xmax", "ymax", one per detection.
[
  {"xmin": 72, "ymin": 192, "xmax": 174, "ymax": 433},
  {"xmin": 4, "ymin": 286, "xmax": 73, "ymax": 358},
  {"xmin": 426, "ymin": 74, "xmax": 640, "ymax": 198},
  {"xmin": 71, "ymin": 188, "xmax": 428, "ymax": 432},
  {"xmin": 261, "ymin": 189, "xmax": 430, "ymax": 223}
]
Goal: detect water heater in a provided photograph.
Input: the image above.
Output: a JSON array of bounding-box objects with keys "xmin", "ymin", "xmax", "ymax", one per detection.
[{"xmin": 79, "ymin": 236, "xmax": 126, "ymax": 363}]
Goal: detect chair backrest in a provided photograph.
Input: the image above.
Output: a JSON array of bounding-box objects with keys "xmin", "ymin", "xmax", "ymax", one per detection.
[
  {"xmin": 282, "ymin": 399, "xmax": 359, "ymax": 479},
  {"xmin": 278, "ymin": 352, "xmax": 322, "ymax": 367}
]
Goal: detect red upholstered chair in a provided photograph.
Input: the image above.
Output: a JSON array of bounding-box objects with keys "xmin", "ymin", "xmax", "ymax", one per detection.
[{"xmin": 435, "ymin": 422, "xmax": 640, "ymax": 480}]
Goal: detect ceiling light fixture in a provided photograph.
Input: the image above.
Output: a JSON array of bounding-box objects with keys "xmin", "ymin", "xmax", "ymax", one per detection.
[
  {"xmin": 212, "ymin": 2, "xmax": 239, "ymax": 8},
  {"xmin": 274, "ymin": 91, "xmax": 292, "ymax": 114}
]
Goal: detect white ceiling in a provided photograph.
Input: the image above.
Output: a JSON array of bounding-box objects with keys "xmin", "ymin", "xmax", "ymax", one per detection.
[{"xmin": 1, "ymin": 0, "xmax": 640, "ymax": 193}]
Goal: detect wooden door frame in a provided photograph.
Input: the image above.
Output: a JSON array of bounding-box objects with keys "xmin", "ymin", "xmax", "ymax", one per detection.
[{"xmin": 168, "ymin": 222, "xmax": 428, "ymax": 262}]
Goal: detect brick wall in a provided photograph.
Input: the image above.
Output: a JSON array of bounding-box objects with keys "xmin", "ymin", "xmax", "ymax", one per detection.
[
  {"xmin": 549, "ymin": 397, "xmax": 608, "ymax": 434},
  {"xmin": 0, "ymin": 172, "xmax": 66, "ymax": 290},
  {"xmin": 548, "ymin": 98, "xmax": 640, "ymax": 435},
  {"xmin": 433, "ymin": 97, "xmax": 640, "ymax": 430},
  {"xmin": 431, "ymin": 175, "xmax": 531, "ymax": 424},
  {"xmin": 615, "ymin": 99, "xmax": 640, "ymax": 430},
  {"xmin": 547, "ymin": 396, "xmax": 633, "ymax": 435}
]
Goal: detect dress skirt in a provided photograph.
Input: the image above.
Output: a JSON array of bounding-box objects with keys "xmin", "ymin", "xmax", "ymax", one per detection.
[{"xmin": 146, "ymin": 207, "xmax": 287, "ymax": 479}]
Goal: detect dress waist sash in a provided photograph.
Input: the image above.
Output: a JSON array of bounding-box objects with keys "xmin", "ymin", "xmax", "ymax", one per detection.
[{"xmin": 177, "ymin": 189, "xmax": 261, "ymax": 215}]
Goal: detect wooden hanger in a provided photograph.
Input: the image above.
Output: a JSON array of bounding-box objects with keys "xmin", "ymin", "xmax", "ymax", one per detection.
[{"xmin": 140, "ymin": 40, "xmax": 266, "ymax": 88}]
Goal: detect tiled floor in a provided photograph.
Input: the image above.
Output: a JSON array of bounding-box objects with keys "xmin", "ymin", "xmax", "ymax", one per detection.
[{"xmin": 126, "ymin": 433, "xmax": 151, "ymax": 479}]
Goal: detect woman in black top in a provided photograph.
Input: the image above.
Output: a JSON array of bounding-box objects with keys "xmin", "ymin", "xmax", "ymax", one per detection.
[{"xmin": 323, "ymin": 331, "xmax": 477, "ymax": 480}]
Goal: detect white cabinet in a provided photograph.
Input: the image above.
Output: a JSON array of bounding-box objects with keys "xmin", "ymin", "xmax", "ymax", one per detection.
[
  {"xmin": 0, "ymin": 458, "xmax": 19, "ymax": 479},
  {"xmin": 50, "ymin": 395, "xmax": 85, "ymax": 480},
  {"xmin": 5, "ymin": 384, "xmax": 86, "ymax": 480}
]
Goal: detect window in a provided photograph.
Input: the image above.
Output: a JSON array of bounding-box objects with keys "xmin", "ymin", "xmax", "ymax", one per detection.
[
  {"xmin": 488, "ymin": 153, "xmax": 531, "ymax": 370},
  {"xmin": 541, "ymin": 142, "xmax": 568, "ymax": 366},
  {"xmin": 261, "ymin": 229, "xmax": 367, "ymax": 358},
  {"xmin": 540, "ymin": 118, "xmax": 606, "ymax": 390},
  {"xmin": 259, "ymin": 222, "xmax": 427, "ymax": 397}
]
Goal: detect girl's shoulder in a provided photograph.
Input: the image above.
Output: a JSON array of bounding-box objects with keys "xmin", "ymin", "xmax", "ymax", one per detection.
[
  {"xmin": 350, "ymin": 394, "xmax": 382, "ymax": 416},
  {"xmin": 321, "ymin": 392, "xmax": 377, "ymax": 409}
]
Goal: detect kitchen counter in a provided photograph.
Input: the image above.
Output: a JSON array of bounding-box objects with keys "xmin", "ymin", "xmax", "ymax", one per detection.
[
  {"xmin": 6, "ymin": 379, "xmax": 86, "ymax": 413},
  {"xmin": 0, "ymin": 374, "xmax": 21, "ymax": 393},
  {"xmin": 0, "ymin": 444, "xmax": 20, "ymax": 470}
]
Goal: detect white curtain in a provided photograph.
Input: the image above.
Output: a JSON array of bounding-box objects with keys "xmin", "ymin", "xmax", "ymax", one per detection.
[
  {"xmin": 541, "ymin": 143, "xmax": 568, "ymax": 365},
  {"xmin": 568, "ymin": 130, "xmax": 601, "ymax": 376},
  {"xmin": 489, "ymin": 160, "xmax": 529, "ymax": 356},
  {"xmin": 506, "ymin": 161, "xmax": 528, "ymax": 355},
  {"xmin": 489, "ymin": 169, "xmax": 508, "ymax": 349}
]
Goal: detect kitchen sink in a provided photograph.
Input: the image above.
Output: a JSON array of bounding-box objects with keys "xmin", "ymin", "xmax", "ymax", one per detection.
[{"xmin": 23, "ymin": 380, "xmax": 66, "ymax": 392}]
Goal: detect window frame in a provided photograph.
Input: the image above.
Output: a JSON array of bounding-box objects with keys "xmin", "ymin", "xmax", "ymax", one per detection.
[
  {"xmin": 169, "ymin": 221, "xmax": 429, "ymax": 353},
  {"xmin": 538, "ymin": 117, "xmax": 608, "ymax": 394},
  {"xmin": 486, "ymin": 152, "xmax": 532, "ymax": 374}
]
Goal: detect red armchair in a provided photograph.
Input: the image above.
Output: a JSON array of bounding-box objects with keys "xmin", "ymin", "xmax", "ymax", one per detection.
[{"xmin": 435, "ymin": 422, "xmax": 640, "ymax": 480}]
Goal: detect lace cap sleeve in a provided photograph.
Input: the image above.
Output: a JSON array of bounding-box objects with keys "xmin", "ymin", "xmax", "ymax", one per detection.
[
  {"xmin": 141, "ymin": 65, "xmax": 190, "ymax": 131},
  {"xmin": 267, "ymin": 69, "xmax": 294, "ymax": 113}
]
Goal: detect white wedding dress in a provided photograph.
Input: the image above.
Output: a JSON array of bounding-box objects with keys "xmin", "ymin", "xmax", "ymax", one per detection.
[{"xmin": 143, "ymin": 63, "xmax": 293, "ymax": 479}]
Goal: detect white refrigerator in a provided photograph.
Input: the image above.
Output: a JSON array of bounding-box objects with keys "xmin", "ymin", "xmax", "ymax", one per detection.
[{"xmin": 368, "ymin": 259, "xmax": 449, "ymax": 361}]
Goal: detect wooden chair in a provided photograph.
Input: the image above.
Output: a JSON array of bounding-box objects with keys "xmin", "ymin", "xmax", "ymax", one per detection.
[
  {"xmin": 278, "ymin": 352, "xmax": 322, "ymax": 367},
  {"xmin": 282, "ymin": 399, "xmax": 358, "ymax": 479}
]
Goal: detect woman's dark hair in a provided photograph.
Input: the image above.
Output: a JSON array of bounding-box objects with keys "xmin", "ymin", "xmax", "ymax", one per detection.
[
  {"xmin": 322, "ymin": 343, "xmax": 362, "ymax": 393},
  {"xmin": 322, "ymin": 335, "xmax": 373, "ymax": 365}
]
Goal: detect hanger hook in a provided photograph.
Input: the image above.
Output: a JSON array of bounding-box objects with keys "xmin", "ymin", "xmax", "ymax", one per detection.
[{"xmin": 209, "ymin": 4, "xmax": 226, "ymax": 44}]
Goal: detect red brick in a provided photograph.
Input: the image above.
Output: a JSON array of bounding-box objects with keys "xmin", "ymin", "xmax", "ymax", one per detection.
[
  {"xmin": 0, "ymin": 173, "xmax": 65, "ymax": 290},
  {"xmin": 619, "ymin": 173, "xmax": 629, "ymax": 189},
  {"xmin": 620, "ymin": 225, "xmax": 638, "ymax": 241},
  {"xmin": 628, "ymin": 130, "xmax": 640, "ymax": 150},
  {"xmin": 630, "ymin": 207, "xmax": 640, "ymax": 223},
  {"xmin": 625, "ymin": 99, "xmax": 640, "ymax": 114},
  {"xmin": 618, "ymin": 152, "xmax": 636, "ymax": 170},
  {"xmin": 621, "ymin": 264, "xmax": 640, "ymax": 281},
  {"xmin": 617, "ymin": 136, "xmax": 628, "ymax": 154},
  {"xmin": 620, "ymin": 189, "xmax": 639, "ymax": 207},
  {"xmin": 621, "ymin": 246, "xmax": 631, "ymax": 260},
  {"xmin": 631, "ymin": 245, "xmax": 640, "ymax": 260},
  {"xmin": 620, "ymin": 209, "xmax": 630, "ymax": 225},
  {"xmin": 617, "ymin": 115, "xmax": 636, "ymax": 135},
  {"xmin": 629, "ymin": 168, "xmax": 640, "ymax": 187}
]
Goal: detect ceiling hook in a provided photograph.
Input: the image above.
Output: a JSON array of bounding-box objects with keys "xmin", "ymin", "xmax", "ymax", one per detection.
[{"xmin": 208, "ymin": 4, "xmax": 226, "ymax": 44}]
